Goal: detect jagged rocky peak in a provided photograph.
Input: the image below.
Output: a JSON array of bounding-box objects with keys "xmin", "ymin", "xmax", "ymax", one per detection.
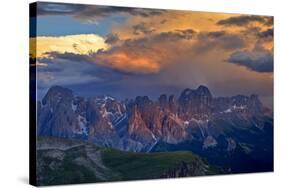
[
  {"xmin": 212, "ymin": 93, "xmax": 265, "ymax": 115},
  {"xmin": 196, "ymin": 85, "xmax": 212, "ymax": 97},
  {"xmin": 181, "ymin": 88, "xmax": 193, "ymax": 97},
  {"xmin": 178, "ymin": 85, "xmax": 213, "ymax": 117},
  {"xmin": 42, "ymin": 85, "xmax": 73, "ymax": 106},
  {"xmin": 230, "ymin": 94, "xmax": 262, "ymax": 109},
  {"xmin": 168, "ymin": 95, "xmax": 178, "ymax": 113},
  {"xmin": 231, "ymin": 95, "xmax": 250, "ymax": 105},
  {"xmin": 135, "ymin": 96, "xmax": 152, "ymax": 108},
  {"xmin": 97, "ymin": 95, "xmax": 115, "ymax": 102},
  {"xmin": 92, "ymin": 95, "xmax": 115, "ymax": 108},
  {"xmin": 179, "ymin": 85, "xmax": 212, "ymax": 101},
  {"xmin": 159, "ymin": 94, "xmax": 168, "ymax": 107},
  {"xmin": 169, "ymin": 95, "xmax": 176, "ymax": 103},
  {"xmin": 248, "ymin": 94, "xmax": 263, "ymax": 114},
  {"xmin": 249, "ymin": 94, "xmax": 262, "ymax": 105}
]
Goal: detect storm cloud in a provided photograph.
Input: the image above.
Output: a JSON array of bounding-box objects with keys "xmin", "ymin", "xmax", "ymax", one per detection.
[
  {"xmin": 259, "ymin": 28, "xmax": 274, "ymax": 38},
  {"xmin": 227, "ymin": 49, "xmax": 273, "ymax": 72},
  {"xmin": 217, "ymin": 15, "xmax": 273, "ymax": 27},
  {"xmin": 34, "ymin": 2, "xmax": 164, "ymax": 22}
]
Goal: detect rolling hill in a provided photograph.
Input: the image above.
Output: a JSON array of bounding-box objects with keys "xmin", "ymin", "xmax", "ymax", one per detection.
[{"xmin": 36, "ymin": 136, "xmax": 218, "ymax": 186}]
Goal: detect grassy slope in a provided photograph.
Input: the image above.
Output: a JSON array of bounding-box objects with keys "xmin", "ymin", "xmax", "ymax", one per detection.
[
  {"xmin": 102, "ymin": 149, "xmax": 205, "ymax": 180},
  {"xmin": 36, "ymin": 137, "xmax": 216, "ymax": 186}
]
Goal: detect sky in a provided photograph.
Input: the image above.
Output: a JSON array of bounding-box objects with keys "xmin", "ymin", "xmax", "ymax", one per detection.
[{"xmin": 30, "ymin": 2, "xmax": 274, "ymax": 108}]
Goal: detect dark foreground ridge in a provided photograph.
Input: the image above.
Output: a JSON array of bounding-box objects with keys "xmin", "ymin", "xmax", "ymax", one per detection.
[{"xmin": 37, "ymin": 136, "xmax": 217, "ymax": 186}]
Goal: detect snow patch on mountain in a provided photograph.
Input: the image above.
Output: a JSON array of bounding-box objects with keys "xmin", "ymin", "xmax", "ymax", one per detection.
[
  {"xmin": 102, "ymin": 109, "xmax": 113, "ymax": 118},
  {"xmin": 104, "ymin": 96, "xmax": 115, "ymax": 101},
  {"xmin": 184, "ymin": 121, "xmax": 190, "ymax": 126},
  {"xmin": 114, "ymin": 113, "xmax": 127, "ymax": 127},
  {"xmin": 224, "ymin": 108, "xmax": 232, "ymax": 113},
  {"xmin": 233, "ymin": 105, "xmax": 247, "ymax": 110}
]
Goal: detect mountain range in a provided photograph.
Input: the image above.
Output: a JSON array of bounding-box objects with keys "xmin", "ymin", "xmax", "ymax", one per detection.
[{"xmin": 37, "ymin": 85, "xmax": 273, "ymax": 173}]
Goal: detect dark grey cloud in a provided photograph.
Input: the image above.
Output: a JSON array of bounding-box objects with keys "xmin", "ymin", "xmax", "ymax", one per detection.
[
  {"xmin": 239, "ymin": 26, "xmax": 273, "ymax": 41},
  {"xmin": 217, "ymin": 15, "xmax": 273, "ymax": 27},
  {"xmin": 196, "ymin": 31, "xmax": 245, "ymax": 51},
  {"xmin": 103, "ymin": 29, "xmax": 196, "ymax": 54},
  {"xmin": 35, "ymin": 2, "xmax": 164, "ymax": 22},
  {"xmin": 43, "ymin": 52, "xmax": 92, "ymax": 62},
  {"xmin": 40, "ymin": 51, "xmax": 135, "ymax": 75},
  {"xmin": 259, "ymin": 28, "xmax": 274, "ymax": 38},
  {"xmin": 227, "ymin": 49, "xmax": 273, "ymax": 72},
  {"xmin": 37, "ymin": 65, "xmax": 63, "ymax": 73},
  {"xmin": 132, "ymin": 22, "xmax": 156, "ymax": 35},
  {"xmin": 154, "ymin": 29, "xmax": 197, "ymax": 41},
  {"xmin": 34, "ymin": 2, "xmax": 84, "ymax": 16},
  {"xmin": 36, "ymin": 52, "xmax": 129, "ymax": 97},
  {"xmin": 205, "ymin": 31, "xmax": 226, "ymax": 38},
  {"xmin": 105, "ymin": 33, "xmax": 120, "ymax": 44}
]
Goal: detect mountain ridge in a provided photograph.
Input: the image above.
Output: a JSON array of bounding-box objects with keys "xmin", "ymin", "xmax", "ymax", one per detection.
[{"xmin": 37, "ymin": 85, "xmax": 273, "ymax": 173}]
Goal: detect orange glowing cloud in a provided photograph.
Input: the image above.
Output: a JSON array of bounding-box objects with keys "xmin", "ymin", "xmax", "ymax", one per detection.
[
  {"xmin": 92, "ymin": 28, "xmax": 247, "ymax": 74},
  {"xmin": 94, "ymin": 51, "xmax": 160, "ymax": 73}
]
